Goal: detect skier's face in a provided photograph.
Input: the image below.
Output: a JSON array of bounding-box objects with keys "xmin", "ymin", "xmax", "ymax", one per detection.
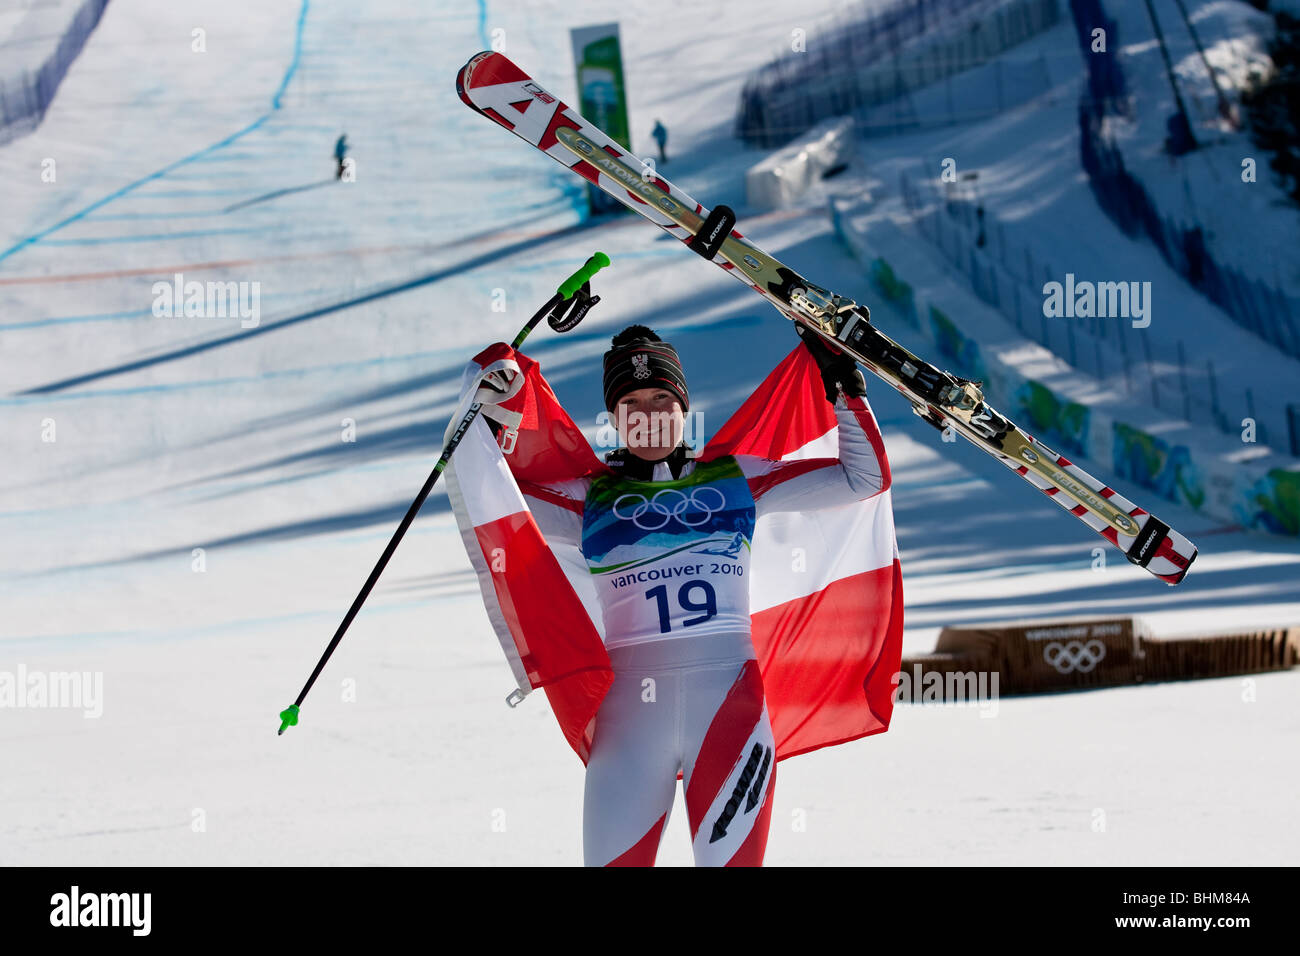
[{"xmin": 614, "ymin": 387, "xmax": 685, "ymax": 461}]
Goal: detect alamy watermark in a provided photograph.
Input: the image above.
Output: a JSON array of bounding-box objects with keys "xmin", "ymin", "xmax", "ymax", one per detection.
[
  {"xmin": 50, "ymin": 886, "xmax": 150, "ymax": 936},
  {"xmin": 1042, "ymin": 273, "xmax": 1151, "ymax": 328},
  {"xmin": 0, "ymin": 664, "xmax": 102, "ymax": 718},
  {"xmin": 594, "ymin": 406, "xmax": 706, "ymax": 451},
  {"xmin": 892, "ymin": 665, "xmax": 1000, "ymax": 717},
  {"xmin": 152, "ymin": 272, "xmax": 260, "ymax": 328}
]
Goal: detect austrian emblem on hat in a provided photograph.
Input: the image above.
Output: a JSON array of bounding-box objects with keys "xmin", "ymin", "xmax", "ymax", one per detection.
[{"xmin": 631, "ymin": 353, "xmax": 650, "ymax": 380}]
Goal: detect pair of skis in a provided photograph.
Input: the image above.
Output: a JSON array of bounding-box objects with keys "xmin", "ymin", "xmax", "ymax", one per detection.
[{"xmin": 455, "ymin": 51, "xmax": 1197, "ymax": 585}]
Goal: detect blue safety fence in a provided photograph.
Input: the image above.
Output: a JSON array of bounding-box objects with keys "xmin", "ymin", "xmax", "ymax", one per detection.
[
  {"xmin": 1067, "ymin": 0, "xmax": 1300, "ymax": 361},
  {"xmin": 898, "ymin": 166, "xmax": 1300, "ymax": 454},
  {"xmin": 735, "ymin": 0, "xmax": 1060, "ymax": 147}
]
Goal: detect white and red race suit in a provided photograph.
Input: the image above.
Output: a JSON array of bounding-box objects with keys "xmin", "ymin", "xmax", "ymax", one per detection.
[{"xmin": 531, "ymin": 396, "xmax": 887, "ymax": 866}]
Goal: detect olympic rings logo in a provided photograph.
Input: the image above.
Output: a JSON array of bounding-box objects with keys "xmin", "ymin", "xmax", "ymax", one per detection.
[
  {"xmin": 1043, "ymin": 640, "xmax": 1106, "ymax": 674},
  {"xmin": 611, "ymin": 487, "xmax": 727, "ymax": 530}
]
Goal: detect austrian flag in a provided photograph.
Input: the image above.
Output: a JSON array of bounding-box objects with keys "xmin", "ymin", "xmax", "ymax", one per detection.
[{"xmin": 443, "ymin": 342, "xmax": 904, "ymax": 765}]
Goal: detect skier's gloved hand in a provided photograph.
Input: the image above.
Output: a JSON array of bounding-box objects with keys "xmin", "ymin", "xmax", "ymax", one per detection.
[
  {"xmin": 473, "ymin": 368, "xmax": 517, "ymax": 405},
  {"xmin": 796, "ymin": 323, "xmax": 867, "ymax": 403},
  {"xmin": 471, "ymin": 366, "xmax": 523, "ymax": 449}
]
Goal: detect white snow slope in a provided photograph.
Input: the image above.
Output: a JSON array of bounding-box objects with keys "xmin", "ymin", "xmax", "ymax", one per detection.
[{"xmin": 0, "ymin": 0, "xmax": 1296, "ymax": 866}]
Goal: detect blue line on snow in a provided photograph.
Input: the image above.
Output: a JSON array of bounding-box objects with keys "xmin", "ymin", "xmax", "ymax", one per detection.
[
  {"xmin": 41, "ymin": 228, "xmax": 263, "ymax": 247},
  {"xmin": 80, "ymin": 211, "xmax": 232, "ymax": 221},
  {"xmin": 272, "ymin": 0, "xmax": 309, "ymax": 110},
  {"xmin": 1, "ymin": 308, "xmax": 151, "ymax": 330},
  {"xmin": 464, "ymin": 5, "xmax": 582, "ymax": 224},
  {"xmin": 477, "ymin": 0, "xmax": 490, "ymax": 49},
  {"xmin": 151, "ymin": 172, "xmax": 250, "ymax": 181},
  {"xmin": 114, "ymin": 189, "xmax": 250, "ymax": 198},
  {"xmin": 0, "ymin": 343, "xmax": 472, "ymax": 406},
  {"xmin": 0, "ymin": 0, "xmax": 312, "ymax": 265},
  {"xmin": 185, "ymin": 153, "xmax": 262, "ymax": 163},
  {"xmin": 2, "ymin": 289, "xmax": 336, "ymax": 331}
]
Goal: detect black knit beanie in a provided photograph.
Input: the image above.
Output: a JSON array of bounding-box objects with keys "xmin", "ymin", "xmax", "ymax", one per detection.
[{"xmin": 602, "ymin": 325, "xmax": 689, "ymax": 412}]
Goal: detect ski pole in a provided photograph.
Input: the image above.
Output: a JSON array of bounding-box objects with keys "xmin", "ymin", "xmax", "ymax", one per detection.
[{"xmin": 278, "ymin": 252, "xmax": 610, "ymax": 735}]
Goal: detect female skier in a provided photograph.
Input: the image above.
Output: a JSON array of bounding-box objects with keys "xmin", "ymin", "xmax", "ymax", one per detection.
[{"xmin": 523, "ymin": 323, "xmax": 890, "ymax": 866}]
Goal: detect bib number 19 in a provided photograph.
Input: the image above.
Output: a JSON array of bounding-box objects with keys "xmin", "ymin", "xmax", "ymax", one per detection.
[{"xmin": 646, "ymin": 580, "xmax": 717, "ymax": 633}]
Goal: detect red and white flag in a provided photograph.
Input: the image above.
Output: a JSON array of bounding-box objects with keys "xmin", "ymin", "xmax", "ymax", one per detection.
[{"xmin": 444, "ymin": 341, "xmax": 903, "ymax": 764}]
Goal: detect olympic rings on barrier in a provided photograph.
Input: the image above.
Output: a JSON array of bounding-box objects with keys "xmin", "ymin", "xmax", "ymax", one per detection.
[{"xmin": 1043, "ymin": 639, "xmax": 1107, "ymax": 674}]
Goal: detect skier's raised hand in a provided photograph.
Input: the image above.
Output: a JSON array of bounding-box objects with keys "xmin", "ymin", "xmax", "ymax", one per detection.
[
  {"xmin": 795, "ymin": 323, "xmax": 867, "ymax": 402},
  {"xmin": 473, "ymin": 367, "xmax": 519, "ymax": 406}
]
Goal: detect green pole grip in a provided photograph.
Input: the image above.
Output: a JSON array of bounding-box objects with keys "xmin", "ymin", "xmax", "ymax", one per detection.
[{"xmin": 556, "ymin": 252, "xmax": 610, "ymax": 300}]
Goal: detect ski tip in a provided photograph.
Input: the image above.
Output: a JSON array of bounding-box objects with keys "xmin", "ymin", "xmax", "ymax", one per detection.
[
  {"xmin": 277, "ymin": 704, "xmax": 300, "ymax": 735},
  {"xmin": 1170, "ymin": 547, "xmax": 1198, "ymax": 586}
]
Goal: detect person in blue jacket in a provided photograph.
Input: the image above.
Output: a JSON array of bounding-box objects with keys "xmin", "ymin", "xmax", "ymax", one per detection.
[
  {"xmin": 334, "ymin": 133, "xmax": 349, "ymax": 180},
  {"xmin": 651, "ymin": 120, "xmax": 668, "ymax": 165}
]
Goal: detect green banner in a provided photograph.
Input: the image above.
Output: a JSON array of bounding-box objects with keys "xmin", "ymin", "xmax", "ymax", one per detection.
[{"xmin": 571, "ymin": 22, "xmax": 631, "ymax": 216}]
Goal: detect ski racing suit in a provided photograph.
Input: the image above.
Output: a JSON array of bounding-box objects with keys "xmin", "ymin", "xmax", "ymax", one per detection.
[{"xmin": 532, "ymin": 394, "xmax": 888, "ymax": 866}]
